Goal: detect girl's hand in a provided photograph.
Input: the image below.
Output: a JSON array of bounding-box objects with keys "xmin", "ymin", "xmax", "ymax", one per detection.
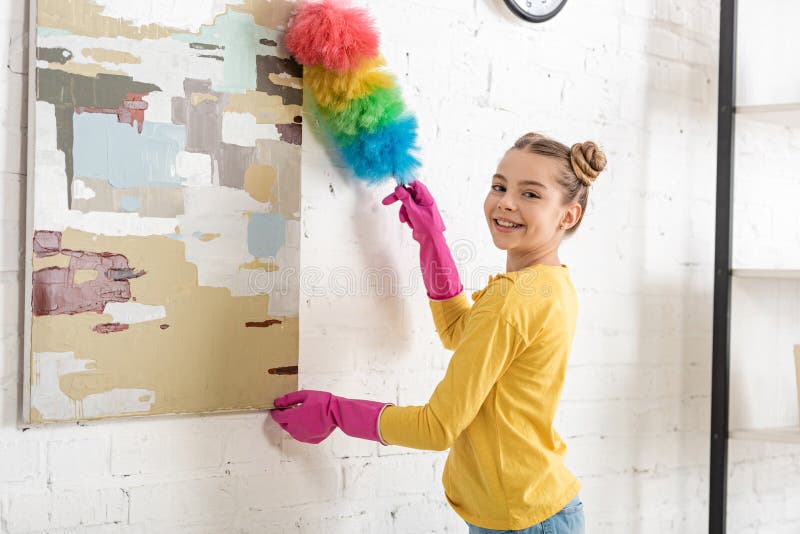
[
  {"xmin": 381, "ymin": 180, "xmax": 463, "ymax": 300},
  {"xmin": 271, "ymin": 390, "xmax": 336, "ymax": 444},
  {"xmin": 381, "ymin": 180, "xmax": 446, "ymax": 242},
  {"xmin": 270, "ymin": 389, "xmax": 389, "ymax": 444}
]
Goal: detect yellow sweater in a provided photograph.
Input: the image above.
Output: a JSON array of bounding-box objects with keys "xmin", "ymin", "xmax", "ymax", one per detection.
[{"xmin": 378, "ymin": 263, "xmax": 580, "ymax": 530}]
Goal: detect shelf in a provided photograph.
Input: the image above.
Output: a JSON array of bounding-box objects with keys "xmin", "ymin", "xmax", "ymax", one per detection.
[
  {"xmin": 730, "ymin": 426, "xmax": 800, "ymax": 445},
  {"xmin": 731, "ymin": 269, "xmax": 800, "ymax": 280},
  {"xmin": 735, "ymin": 103, "xmax": 800, "ymax": 128}
]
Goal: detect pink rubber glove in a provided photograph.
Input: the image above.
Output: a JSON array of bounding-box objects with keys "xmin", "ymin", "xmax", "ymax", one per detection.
[
  {"xmin": 381, "ymin": 180, "xmax": 464, "ymax": 301},
  {"xmin": 270, "ymin": 390, "xmax": 391, "ymax": 444}
]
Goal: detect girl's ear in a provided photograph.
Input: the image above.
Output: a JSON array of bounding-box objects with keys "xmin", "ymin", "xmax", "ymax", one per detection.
[{"xmin": 561, "ymin": 203, "xmax": 582, "ymax": 230}]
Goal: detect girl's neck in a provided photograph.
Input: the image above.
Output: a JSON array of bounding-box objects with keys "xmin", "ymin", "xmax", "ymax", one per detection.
[{"xmin": 506, "ymin": 251, "xmax": 561, "ymax": 273}]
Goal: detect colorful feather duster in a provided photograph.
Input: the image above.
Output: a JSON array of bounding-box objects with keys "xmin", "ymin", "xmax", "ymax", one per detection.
[{"xmin": 284, "ymin": 0, "xmax": 420, "ymax": 185}]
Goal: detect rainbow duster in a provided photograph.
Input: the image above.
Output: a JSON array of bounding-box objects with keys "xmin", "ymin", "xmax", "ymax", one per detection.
[{"xmin": 284, "ymin": 0, "xmax": 420, "ymax": 185}]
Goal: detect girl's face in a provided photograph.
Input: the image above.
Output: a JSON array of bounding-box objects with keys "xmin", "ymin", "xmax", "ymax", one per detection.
[{"xmin": 483, "ymin": 149, "xmax": 579, "ymax": 268}]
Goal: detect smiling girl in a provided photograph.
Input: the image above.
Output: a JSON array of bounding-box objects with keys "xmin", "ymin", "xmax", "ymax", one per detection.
[{"xmin": 271, "ymin": 132, "xmax": 607, "ymax": 534}]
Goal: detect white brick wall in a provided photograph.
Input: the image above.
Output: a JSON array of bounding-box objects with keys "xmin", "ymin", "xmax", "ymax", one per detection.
[{"xmin": 2, "ymin": 0, "xmax": 799, "ymax": 532}]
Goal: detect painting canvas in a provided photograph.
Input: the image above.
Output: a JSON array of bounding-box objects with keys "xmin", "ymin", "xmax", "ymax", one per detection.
[{"xmin": 23, "ymin": 0, "xmax": 302, "ymax": 424}]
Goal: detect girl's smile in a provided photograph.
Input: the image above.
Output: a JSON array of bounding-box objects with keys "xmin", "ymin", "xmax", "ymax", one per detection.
[
  {"xmin": 492, "ymin": 216, "xmax": 525, "ymax": 232},
  {"xmin": 483, "ymin": 149, "xmax": 581, "ymax": 272}
]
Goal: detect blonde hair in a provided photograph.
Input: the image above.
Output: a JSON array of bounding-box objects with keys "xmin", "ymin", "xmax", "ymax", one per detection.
[{"xmin": 511, "ymin": 132, "xmax": 607, "ymax": 235}]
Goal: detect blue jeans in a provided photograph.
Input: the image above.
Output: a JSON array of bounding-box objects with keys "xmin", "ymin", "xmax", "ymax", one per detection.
[{"xmin": 466, "ymin": 495, "xmax": 584, "ymax": 534}]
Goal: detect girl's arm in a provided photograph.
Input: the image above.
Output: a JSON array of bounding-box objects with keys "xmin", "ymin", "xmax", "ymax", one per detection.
[
  {"xmin": 428, "ymin": 292, "xmax": 472, "ymax": 350},
  {"xmin": 379, "ymin": 309, "xmax": 526, "ymax": 451},
  {"xmin": 382, "ymin": 181, "xmax": 464, "ymax": 301}
]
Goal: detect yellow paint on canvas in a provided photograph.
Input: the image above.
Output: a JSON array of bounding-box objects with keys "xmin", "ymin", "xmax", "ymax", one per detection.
[
  {"xmin": 71, "ymin": 178, "xmax": 185, "ymax": 218},
  {"xmin": 243, "ymin": 164, "xmax": 276, "ymax": 203},
  {"xmin": 239, "ymin": 259, "xmax": 279, "ymax": 272},
  {"xmin": 82, "ymin": 48, "xmax": 141, "ymax": 64},
  {"xmin": 32, "ymin": 254, "xmax": 71, "ymax": 270},
  {"xmin": 30, "ymin": 228, "xmax": 298, "ymax": 422},
  {"xmin": 230, "ymin": 0, "xmax": 296, "ymax": 30},
  {"xmin": 39, "ymin": 0, "xmax": 181, "ymax": 40},
  {"xmin": 30, "ymin": 407, "xmax": 43, "ymax": 423},
  {"xmin": 268, "ymin": 73, "xmax": 302, "ymax": 90},
  {"xmin": 225, "ymin": 91, "xmax": 301, "ymax": 124},
  {"xmin": 191, "ymin": 93, "xmax": 219, "ymax": 106},
  {"xmin": 73, "ymin": 269, "xmax": 98, "ymax": 284}
]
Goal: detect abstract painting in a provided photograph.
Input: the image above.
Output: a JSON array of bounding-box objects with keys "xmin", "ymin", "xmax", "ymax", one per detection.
[{"xmin": 23, "ymin": 0, "xmax": 301, "ymax": 423}]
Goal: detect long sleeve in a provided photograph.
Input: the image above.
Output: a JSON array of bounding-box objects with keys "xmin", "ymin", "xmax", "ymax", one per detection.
[
  {"xmin": 380, "ymin": 264, "xmax": 580, "ymax": 530},
  {"xmin": 379, "ymin": 310, "xmax": 527, "ymax": 451},
  {"xmin": 428, "ymin": 291, "xmax": 472, "ymax": 350}
]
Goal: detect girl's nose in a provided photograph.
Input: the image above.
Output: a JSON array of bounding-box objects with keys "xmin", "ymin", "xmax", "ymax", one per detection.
[{"xmin": 498, "ymin": 194, "xmax": 515, "ymax": 211}]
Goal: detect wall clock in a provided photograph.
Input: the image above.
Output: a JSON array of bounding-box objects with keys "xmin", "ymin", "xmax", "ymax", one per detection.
[{"xmin": 502, "ymin": 0, "xmax": 568, "ymax": 23}]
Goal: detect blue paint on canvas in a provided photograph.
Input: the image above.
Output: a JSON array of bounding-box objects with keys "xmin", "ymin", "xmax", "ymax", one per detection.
[
  {"xmin": 119, "ymin": 195, "xmax": 140, "ymax": 212},
  {"xmin": 247, "ymin": 213, "xmax": 285, "ymax": 258},
  {"xmin": 171, "ymin": 11, "xmax": 277, "ymax": 93},
  {"xmin": 73, "ymin": 113, "xmax": 186, "ymax": 188}
]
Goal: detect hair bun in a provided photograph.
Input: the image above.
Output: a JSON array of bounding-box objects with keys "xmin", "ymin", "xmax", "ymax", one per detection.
[{"xmin": 570, "ymin": 141, "xmax": 606, "ymax": 186}]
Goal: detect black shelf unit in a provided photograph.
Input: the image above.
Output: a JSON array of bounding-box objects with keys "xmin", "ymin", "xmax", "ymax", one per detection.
[
  {"xmin": 709, "ymin": 0, "xmax": 736, "ymax": 532},
  {"xmin": 709, "ymin": 1, "xmax": 800, "ymax": 532}
]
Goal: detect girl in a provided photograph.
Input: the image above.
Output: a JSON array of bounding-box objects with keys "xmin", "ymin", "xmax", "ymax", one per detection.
[{"xmin": 271, "ymin": 132, "xmax": 607, "ymax": 534}]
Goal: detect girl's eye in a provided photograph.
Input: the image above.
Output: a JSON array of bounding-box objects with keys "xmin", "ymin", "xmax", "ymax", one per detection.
[
  {"xmin": 523, "ymin": 192, "xmax": 539, "ymax": 199},
  {"xmin": 491, "ymin": 184, "xmax": 505, "ymax": 192}
]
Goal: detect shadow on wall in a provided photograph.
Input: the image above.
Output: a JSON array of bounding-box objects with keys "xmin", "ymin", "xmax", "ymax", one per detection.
[
  {"xmin": 301, "ymin": 80, "xmax": 409, "ymax": 349},
  {"xmin": 624, "ymin": 8, "xmax": 716, "ymax": 531}
]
